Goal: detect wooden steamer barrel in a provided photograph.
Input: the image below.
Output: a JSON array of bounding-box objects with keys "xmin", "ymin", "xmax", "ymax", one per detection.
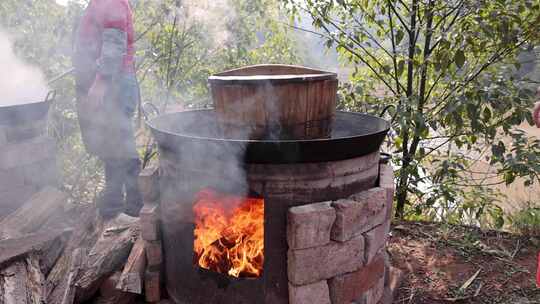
[{"xmin": 209, "ymin": 64, "xmax": 338, "ymax": 140}]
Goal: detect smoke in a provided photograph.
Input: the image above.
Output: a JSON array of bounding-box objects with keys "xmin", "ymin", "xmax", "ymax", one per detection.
[
  {"xmin": 179, "ymin": 0, "xmax": 235, "ymax": 47},
  {"xmin": 0, "ymin": 30, "xmax": 49, "ymax": 106}
]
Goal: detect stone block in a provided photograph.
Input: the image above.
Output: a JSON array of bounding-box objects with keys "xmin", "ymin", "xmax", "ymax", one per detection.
[
  {"xmin": 0, "ymin": 136, "xmax": 56, "ymax": 170},
  {"xmin": 139, "ymin": 166, "xmax": 160, "ymax": 202},
  {"xmin": 364, "ymin": 224, "xmax": 389, "ymax": 264},
  {"xmin": 145, "ymin": 240, "xmax": 163, "ymax": 269},
  {"xmin": 379, "ymin": 164, "xmax": 394, "ymax": 219},
  {"xmin": 287, "ymin": 202, "xmax": 336, "ymax": 249},
  {"xmin": 328, "ymin": 253, "xmax": 385, "ymax": 304},
  {"xmin": 360, "ymin": 274, "xmax": 385, "ymax": 304},
  {"xmin": 140, "ymin": 202, "xmax": 161, "ymax": 241},
  {"xmin": 288, "ymin": 281, "xmax": 331, "ymax": 304},
  {"xmin": 288, "ymin": 235, "xmax": 364, "ymax": 285},
  {"xmin": 331, "ymin": 188, "xmax": 387, "ymax": 242}
]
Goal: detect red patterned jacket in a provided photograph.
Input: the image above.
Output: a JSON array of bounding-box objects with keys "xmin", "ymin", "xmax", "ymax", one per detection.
[{"xmin": 74, "ymin": 0, "xmax": 135, "ymax": 82}]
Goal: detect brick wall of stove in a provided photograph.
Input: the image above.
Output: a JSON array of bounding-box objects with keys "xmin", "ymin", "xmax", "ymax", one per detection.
[
  {"xmin": 0, "ymin": 119, "xmax": 58, "ymax": 218},
  {"xmin": 287, "ymin": 164, "xmax": 394, "ymax": 304}
]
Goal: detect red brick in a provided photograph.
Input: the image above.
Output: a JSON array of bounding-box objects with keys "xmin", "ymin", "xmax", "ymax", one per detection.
[
  {"xmin": 288, "ymin": 281, "xmax": 331, "ymax": 304},
  {"xmin": 145, "ymin": 269, "xmax": 161, "ymax": 302},
  {"xmin": 331, "ymin": 188, "xmax": 387, "ymax": 242},
  {"xmin": 288, "ymin": 202, "xmax": 336, "ymax": 249},
  {"xmin": 288, "ymin": 235, "xmax": 364, "ymax": 285},
  {"xmin": 363, "ymin": 224, "xmax": 389, "ymax": 264},
  {"xmin": 139, "ymin": 166, "xmax": 160, "ymax": 202},
  {"xmin": 0, "ymin": 136, "xmax": 56, "ymax": 170},
  {"xmin": 328, "ymin": 254, "xmax": 385, "ymax": 304},
  {"xmin": 140, "ymin": 203, "xmax": 160, "ymax": 241},
  {"xmin": 145, "ymin": 240, "xmax": 163, "ymax": 268}
]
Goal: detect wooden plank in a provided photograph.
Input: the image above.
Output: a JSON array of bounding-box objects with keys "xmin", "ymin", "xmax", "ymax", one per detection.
[
  {"xmin": 116, "ymin": 238, "xmax": 146, "ymax": 294},
  {"xmin": 0, "ymin": 228, "xmax": 72, "ymax": 270},
  {"xmin": 0, "ymin": 187, "xmax": 68, "ymax": 239}
]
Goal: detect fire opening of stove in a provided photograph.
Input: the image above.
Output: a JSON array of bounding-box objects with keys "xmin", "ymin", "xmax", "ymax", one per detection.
[{"xmin": 193, "ymin": 189, "xmax": 265, "ymax": 279}]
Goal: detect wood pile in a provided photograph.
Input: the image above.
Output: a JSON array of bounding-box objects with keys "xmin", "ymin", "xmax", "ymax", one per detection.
[{"xmin": 0, "ymin": 166, "xmax": 167, "ymax": 304}]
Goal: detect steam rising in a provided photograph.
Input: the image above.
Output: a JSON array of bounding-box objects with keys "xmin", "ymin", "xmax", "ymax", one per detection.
[{"xmin": 0, "ymin": 30, "xmax": 49, "ymax": 106}]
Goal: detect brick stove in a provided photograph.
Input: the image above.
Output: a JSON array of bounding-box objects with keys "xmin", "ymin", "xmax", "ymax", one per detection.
[
  {"xmin": 0, "ymin": 95, "xmax": 58, "ymax": 219},
  {"xmin": 149, "ymin": 111, "xmax": 393, "ymax": 304},
  {"xmin": 146, "ymin": 64, "xmax": 393, "ymax": 304}
]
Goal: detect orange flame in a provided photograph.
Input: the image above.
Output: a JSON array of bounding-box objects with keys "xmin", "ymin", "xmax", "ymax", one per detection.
[{"xmin": 193, "ymin": 189, "xmax": 264, "ymax": 278}]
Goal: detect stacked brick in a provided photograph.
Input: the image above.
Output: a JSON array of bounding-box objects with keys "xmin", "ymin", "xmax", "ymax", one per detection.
[
  {"xmin": 138, "ymin": 166, "xmax": 164, "ymax": 303},
  {"xmin": 0, "ymin": 119, "xmax": 58, "ymax": 218},
  {"xmin": 287, "ymin": 164, "xmax": 395, "ymax": 304}
]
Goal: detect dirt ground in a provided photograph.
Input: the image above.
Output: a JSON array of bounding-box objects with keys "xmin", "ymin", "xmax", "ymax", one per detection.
[{"xmin": 388, "ymin": 221, "xmax": 540, "ymax": 304}]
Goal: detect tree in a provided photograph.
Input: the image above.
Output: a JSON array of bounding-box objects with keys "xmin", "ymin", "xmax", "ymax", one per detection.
[{"xmin": 285, "ymin": 0, "xmax": 540, "ymax": 222}]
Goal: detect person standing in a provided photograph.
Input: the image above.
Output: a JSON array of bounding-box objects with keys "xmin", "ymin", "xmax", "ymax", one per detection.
[{"xmin": 73, "ymin": 0, "xmax": 142, "ymax": 218}]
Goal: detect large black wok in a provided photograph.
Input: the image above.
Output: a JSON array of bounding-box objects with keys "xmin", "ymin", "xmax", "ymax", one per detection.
[
  {"xmin": 0, "ymin": 91, "xmax": 55, "ymax": 126},
  {"xmin": 147, "ymin": 109, "xmax": 390, "ymax": 164}
]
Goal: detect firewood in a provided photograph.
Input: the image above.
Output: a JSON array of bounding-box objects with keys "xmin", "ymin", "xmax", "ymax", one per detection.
[
  {"xmin": 46, "ymin": 206, "xmax": 101, "ymax": 303},
  {"xmin": 0, "ymin": 228, "xmax": 71, "ymax": 270},
  {"xmin": 74, "ymin": 214, "xmax": 139, "ymax": 302},
  {"xmin": 60, "ymin": 248, "xmax": 86, "ymax": 304},
  {"xmin": 0, "ymin": 253, "xmax": 45, "ymax": 304},
  {"xmin": 0, "ymin": 187, "xmax": 68, "ymax": 239},
  {"xmin": 116, "ymin": 238, "xmax": 146, "ymax": 294}
]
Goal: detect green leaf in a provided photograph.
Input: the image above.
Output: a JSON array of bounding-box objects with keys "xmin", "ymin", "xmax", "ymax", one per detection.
[{"xmin": 454, "ymin": 49, "xmax": 466, "ymax": 69}]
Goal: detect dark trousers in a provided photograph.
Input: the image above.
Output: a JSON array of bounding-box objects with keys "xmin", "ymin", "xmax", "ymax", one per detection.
[{"xmin": 100, "ymin": 158, "xmax": 142, "ymax": 214}]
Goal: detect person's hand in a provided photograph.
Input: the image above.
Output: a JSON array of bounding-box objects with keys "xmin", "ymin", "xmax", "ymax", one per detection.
[
  {"xmin": 87, "ymin": 76, "xmax": 107, "ymax": 109},
  {"xmin": 534, "ymin": 101, "xmax": 540, "ymax": 128}
]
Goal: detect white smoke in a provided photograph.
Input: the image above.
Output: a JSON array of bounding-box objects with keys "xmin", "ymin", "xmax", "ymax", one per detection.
[
  {"xmin": 180, "ymin": 0, "xmax": 235, "ymax": 47},
  {"xmin": 0, "ymin": 30, "xmax": 49, "ymax": 106}
]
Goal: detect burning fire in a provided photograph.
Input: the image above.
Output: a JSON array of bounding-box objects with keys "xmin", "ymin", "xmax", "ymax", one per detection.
[{"xmin": 193, "ymin": 189, "xmax": 264, "ymax": 278}]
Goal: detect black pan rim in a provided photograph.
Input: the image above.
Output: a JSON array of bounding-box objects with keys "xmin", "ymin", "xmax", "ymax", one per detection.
[{"xmin": 146, "ymin": 109, "xmax": 391, "ymax": 144}]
